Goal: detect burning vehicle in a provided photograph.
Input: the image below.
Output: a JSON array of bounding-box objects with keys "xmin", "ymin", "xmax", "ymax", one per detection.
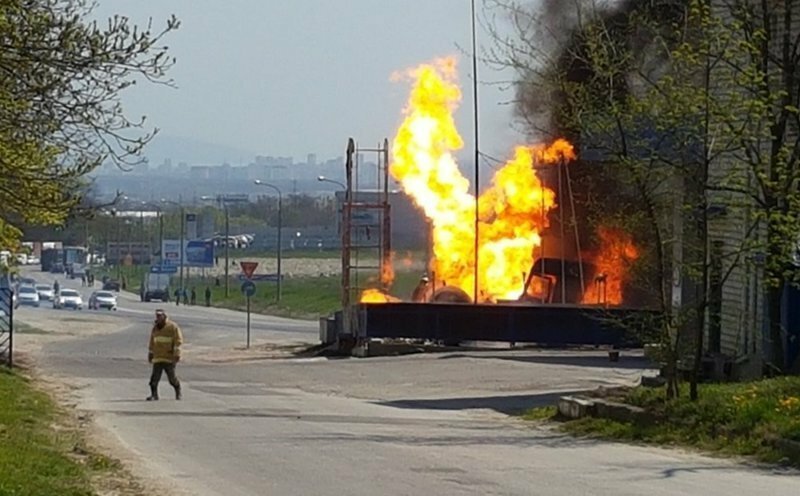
[{"xmin": 325, "ymin": 58, "xmax": 650, "ymax": 347}]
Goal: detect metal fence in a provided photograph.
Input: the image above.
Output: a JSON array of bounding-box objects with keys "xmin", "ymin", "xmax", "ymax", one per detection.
[{"xmin": 0, "ymin": 287, "xmax": 13, "ymax": 367}]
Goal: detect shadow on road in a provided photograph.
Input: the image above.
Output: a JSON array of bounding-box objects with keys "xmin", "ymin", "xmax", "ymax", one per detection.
[
  {"xmin": 440, "ymin": 353, "xmax": 654, "ymax": 370},
  {"xmin": 376, "ymin": 391, "xmax": 581, "ymax": 415}
]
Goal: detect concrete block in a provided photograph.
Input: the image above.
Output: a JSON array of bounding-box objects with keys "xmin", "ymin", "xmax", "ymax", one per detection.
[
  {"xmin": 593, "ymin": 399, "xmax": 651, "ymax": 423},
  {"xmin": 558, "ymin": 396, "xmax": 595, "ymax": 419}
]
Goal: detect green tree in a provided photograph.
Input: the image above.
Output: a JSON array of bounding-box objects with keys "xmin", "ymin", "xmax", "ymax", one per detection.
[
  {"xmin": 488, "ymin": 0, "xmax": 800, "ymax": 392},
  {"xmin": 0, "ymin": 0, "xmax": 178, "ymax": 249}
]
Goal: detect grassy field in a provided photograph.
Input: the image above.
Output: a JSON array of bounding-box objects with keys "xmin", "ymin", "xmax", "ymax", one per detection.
[
  {"xmin": 0, "ymin": 368, "xmax": 120, "ymax": 495},
  {"xmin": 177, "ymin": 270, "xmax": 423, "ymax": 319},
  {"xmin": 92, "ymin": 261, "xmax": 426, "ymax": 318},
  {"xmin": 526, "ymin": 377, "xmax": 800, "ymax": 466}
]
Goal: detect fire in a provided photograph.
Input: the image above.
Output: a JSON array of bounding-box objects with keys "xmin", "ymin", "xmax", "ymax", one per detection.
[
  {"xmin": 360, "ymin": 288, "xmax": 401, "ymax": 303},
  {"xmin": 582, "ymin": 227, "xmax": 639, "ymax": 305},
  {"xmin": 390, "ymin": 58, "xmax": 570, "ymax": 302}
]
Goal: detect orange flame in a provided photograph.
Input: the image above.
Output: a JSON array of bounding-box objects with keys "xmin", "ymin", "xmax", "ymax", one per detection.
[
  {"xmin": 582, "ymin": 227, "xmax": 639, "ymax": 305},
  {"xmin": 360, "ymin": 288, "xmax": 401, "ymax": 303},
  {"xmin": 390, "ymin": 58, "xmax": 571, "ymax": 302}
]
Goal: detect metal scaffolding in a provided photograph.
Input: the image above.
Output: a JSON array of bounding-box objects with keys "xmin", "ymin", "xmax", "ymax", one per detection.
[{"xmin": 341, "ymin": 137, "xmax": 392, "ymax": 334}]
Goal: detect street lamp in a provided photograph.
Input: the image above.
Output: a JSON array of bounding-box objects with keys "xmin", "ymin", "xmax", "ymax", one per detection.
[
  {"xmin": 161, "ymin": 199, "xmax": 185, "ymax": 294},
  {"xmin": 254, "ymin": 180, "xmax": 283, "ymax": 301},
  {"xmin": 317, "ymin": 175, "xmax": 346, "ymax": 190},
  {"xmin": 200, "ymin": 195, "xmax": 231, "ymax": 297},
  {"xmin": 142, "ymin": 202, "xmax": 164, "ymax": 261}
]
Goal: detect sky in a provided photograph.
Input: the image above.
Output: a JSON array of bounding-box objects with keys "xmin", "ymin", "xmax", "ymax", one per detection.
[{"xmin": 93, "ymin": 0, "xmax": 531, "ymax": 164}]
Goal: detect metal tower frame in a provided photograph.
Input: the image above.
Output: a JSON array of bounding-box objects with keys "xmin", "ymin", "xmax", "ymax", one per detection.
[{"xmin": 341, "ymin": 137, "xmax": 391, "ymax": 334}]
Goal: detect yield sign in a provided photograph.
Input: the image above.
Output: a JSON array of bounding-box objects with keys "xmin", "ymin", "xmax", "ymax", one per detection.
[{"xmin": 239, "ymin": 261, "xmax": 259, "ymax": 279}]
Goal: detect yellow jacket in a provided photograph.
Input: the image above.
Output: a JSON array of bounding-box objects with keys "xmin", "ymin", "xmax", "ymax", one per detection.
[{"xmin": 148, "ymin": 320, "xmax": 183, "ymax": 363}]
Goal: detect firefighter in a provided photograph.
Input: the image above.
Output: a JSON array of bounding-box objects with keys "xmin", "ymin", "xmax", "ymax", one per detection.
[
  {"xmin": 411, "ymin": 275, "xmax": 431, "ymax": 302},
  {"xmin": 146, "ymin": 309, "xmax": 183, "ymax": 401}
]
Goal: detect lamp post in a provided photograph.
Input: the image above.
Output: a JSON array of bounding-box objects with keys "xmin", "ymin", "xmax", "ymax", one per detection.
[
  {"xmin": 161, "ymin": 199, "xmax": 185, "ymax": 294},
  {"xmin": 142, "ymin": 202, "xmax": 164, "ymax": 264},
  {"xmin": 317, "ymin": 175, "xmax": 346, "ymax": 190},
  {"xmin": 254, "ymin": 180, "xmax": 282, "ymax": 301},
  {"xmin": 317, "ymin": 175, "xmax": 346, "ymax": 238}
]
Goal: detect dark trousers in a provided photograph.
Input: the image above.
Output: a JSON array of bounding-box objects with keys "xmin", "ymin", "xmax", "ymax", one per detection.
[{"xmin": 149, "ymin": 362, "xmax": 180, "ymax": 391}]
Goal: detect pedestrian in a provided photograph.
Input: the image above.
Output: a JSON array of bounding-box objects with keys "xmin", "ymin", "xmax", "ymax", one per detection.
[
  {"xmin": 53, "ymin": 279, "xmax": 60, "ymax": 295},
  {"xmin": 182, "ymin": 288, "xmax": 188, "ymax": 305},
  {"xmin": 146, "ymin": 309, "xmax": 183, "ymax": 401},
  {"xmin": 173, "ymin": 288, "xmax": 180, "ymax": 306},
  {"xmin": 204, "ymin": 286, "xmax": 211, "ymax": 307},
  {"xmin": 190, "ymin": 287, "xmax": 196, "ymax": 306}
]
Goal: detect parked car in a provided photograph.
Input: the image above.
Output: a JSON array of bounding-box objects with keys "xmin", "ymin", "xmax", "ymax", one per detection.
[
  {"xmin": 26, "ymin": 255, "xmax": 40, "ymax": 265},
  {"xmin": 19, "ymin": 277, "xmax": 36, "ymax": 286},
  {"xmin": 35, "ymin": 284, "xmax": 54, "ymax": 301},
  {"xmin": 15, "ymin": 286, "xmax": 40, "ymax": 308},
  {"xmin": 53, "ymin": 289, "xmax": 83, "ymax": 310},
  {"xmin": 88, "ymin": 291, "xmax": 117, "ymax": 311},
  {"xmin": 102, "ymin": 279, "xmax": 121, "ymax": 292}
]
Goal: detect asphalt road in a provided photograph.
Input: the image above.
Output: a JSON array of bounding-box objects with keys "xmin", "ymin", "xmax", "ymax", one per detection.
[{"xmin": 12, "ymin": 274, "xmax": 800, "ymax": 495}]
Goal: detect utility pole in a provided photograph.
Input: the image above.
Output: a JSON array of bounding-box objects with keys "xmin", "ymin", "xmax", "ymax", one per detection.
[
  {"xmin": 224, "ymin": 201, "xmax": 230, "ymax": 297},
  {"xmin": 254, "ymin": 180, "xmax": 283, "ymax": 301}
]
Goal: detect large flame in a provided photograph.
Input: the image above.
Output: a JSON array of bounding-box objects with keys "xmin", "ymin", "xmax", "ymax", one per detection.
[
  {"xmin": 582, "ymin": 227, "xmax": 639, "ymax": 305},
  {"xmin": 360, "ymin": 288, "xmax": 401, "ymax": 303},
  {"xmin": 390, "ymin": 58, "xmax": 572, "ymax": 302}
]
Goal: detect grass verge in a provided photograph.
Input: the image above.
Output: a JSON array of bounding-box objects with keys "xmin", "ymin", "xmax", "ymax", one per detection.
[
  {"xmin": 0, "ymin": 368, "xmax": 123, "ymax": 495},
  {"xmin": 523, "ymin": 377, "xmax": 800, "ymax": 466}
]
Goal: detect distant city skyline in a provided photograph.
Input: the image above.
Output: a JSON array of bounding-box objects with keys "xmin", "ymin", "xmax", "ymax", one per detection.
[{"xmin": 92, "ymin": 0, "xmax": 530, "ymax": 166}]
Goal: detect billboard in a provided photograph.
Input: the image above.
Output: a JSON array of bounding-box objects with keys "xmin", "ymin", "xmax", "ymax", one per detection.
[
  {"xmin": 185, "ymin": 240, "xmax": 214, "ymax": 267},
  {"xmin": 162, "ymin": 239, "xmax": 214, "ymax": 268},
  {"xmin": 185, "ymin": 213, "xmax": 198, "ymax": 240}
]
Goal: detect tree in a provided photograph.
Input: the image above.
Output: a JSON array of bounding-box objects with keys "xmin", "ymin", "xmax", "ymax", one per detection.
[
  {"xmin": 0, "ymin": 0, "xmax": 178, "ymax": 249},
  {"xmin": 487, "ymin": 0, "xmax": 798, "ymax": 395}
]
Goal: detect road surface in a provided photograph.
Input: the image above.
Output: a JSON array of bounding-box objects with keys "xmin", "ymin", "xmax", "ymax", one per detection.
[{"xmin": 11, "ymin": 276, "xmax": 799, "ymax": 495}]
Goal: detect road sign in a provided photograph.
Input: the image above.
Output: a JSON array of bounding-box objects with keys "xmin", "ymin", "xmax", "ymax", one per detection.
[
  {"xmin": 237, "ymin": 273, "xmax": 281, "ymax": 282},
  {"xmin": 240, "ymin": 280, "xmax": 256, "ymax": 297},
  {"xmin": 150, "ymin": 265, "xmax": 177, "ymax": 274},
  {"xmin": 239, "ymin": 261, "xmax": 259, "ymax": 279}
]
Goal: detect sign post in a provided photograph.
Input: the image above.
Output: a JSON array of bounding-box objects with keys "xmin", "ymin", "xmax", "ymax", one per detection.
[{"xmin": 239, "ymin": 261, "xmax": 259, "ymax": 349}]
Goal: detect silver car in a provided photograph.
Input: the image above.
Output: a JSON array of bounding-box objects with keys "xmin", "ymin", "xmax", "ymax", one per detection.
[
  {"xmin": 16, "ymin": 286, "xmax": 40, "ymax": 308},
  {"xmin": 53, "ymin": 288, "xmax": 83, "ymax": 310},
  {"xmin": 35, "ymin": 284, "xmax": 54, "ymax": 301},
  {"xmin": 89, "ymin": 291, "xmax": 117, "ymax": 310}
]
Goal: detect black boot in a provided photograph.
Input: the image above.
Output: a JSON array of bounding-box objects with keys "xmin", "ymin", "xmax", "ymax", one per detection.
[
  {"xmin": 146, "ymin": 386, "xmax": 159, "ymax": 401},
  {"xmin": 175, "ymin": 385, "xmax": 182, "ymax": 400}
]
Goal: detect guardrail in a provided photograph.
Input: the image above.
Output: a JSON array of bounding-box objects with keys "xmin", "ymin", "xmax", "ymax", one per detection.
[{"xmin": 0, "ymin": 287, "xmax": 13, "ymax": 367}]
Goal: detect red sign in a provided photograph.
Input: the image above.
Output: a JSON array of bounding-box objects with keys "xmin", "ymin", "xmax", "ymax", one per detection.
[{"xmin": 239, "ymin": 261, "xmax": 259, "ymax": 279}]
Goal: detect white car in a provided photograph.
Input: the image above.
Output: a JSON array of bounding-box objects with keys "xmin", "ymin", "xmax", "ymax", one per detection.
[
  {"xmin": 15, "ymin": 285, "xmax": 40, "ymax": 308},
  {"xmin": 35, "ymin": 284, "xmax": 54, "ymax": 301},
  {"xmin": 53, "ymin": 289, "xmax": 83, "ymax": 310},
  {"xmin": 89, "ymin": 291, "xmax": 117, "ymax": 311}
]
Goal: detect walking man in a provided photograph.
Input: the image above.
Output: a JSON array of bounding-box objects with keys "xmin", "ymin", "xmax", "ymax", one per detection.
[
  {"xmin": 147, "ymin": 309, "xmax": 183, "ymax": 401},
  {"xmin": 204, "ymin": 286, "xmax": 211, "ymax": 307},
  {"xmin": 190, "ymin": 287, "xmax": 197, "ymax": 306}
]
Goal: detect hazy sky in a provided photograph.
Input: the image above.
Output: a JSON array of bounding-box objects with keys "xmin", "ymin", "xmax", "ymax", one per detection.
[{"xmin": 94, "ymin": 1, "xmax": 529, "ymax": 163}]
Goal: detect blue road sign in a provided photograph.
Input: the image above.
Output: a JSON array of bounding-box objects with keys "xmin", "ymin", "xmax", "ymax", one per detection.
[
  {"xmin": 150, "ymin": 265, "xmax": 178, "ymax": 274},
  {"xmin": 241, "ymin": 280, "xmax": 256, "ymax": 297}
]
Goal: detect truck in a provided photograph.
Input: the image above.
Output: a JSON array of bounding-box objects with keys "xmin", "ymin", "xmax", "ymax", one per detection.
[{"xmin": 143, "ymin": 272, "xmax": 170, "ymax": 302}]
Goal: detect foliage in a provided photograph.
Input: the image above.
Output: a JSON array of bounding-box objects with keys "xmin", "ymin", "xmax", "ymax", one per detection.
[
  {"xmin": 0, "ymin": 368, "xmax": 118, "ymax": 495},
  {"xmin": 560, "ymin": 377, "xmax": 800, "ymax": 466},
  {"xmin": 488, "ymin": 0, "xmax": 800, "ymax": 381},
  {"xmin": 0, "ymin": 0, "xmax": 178, "ymax": 249}
]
